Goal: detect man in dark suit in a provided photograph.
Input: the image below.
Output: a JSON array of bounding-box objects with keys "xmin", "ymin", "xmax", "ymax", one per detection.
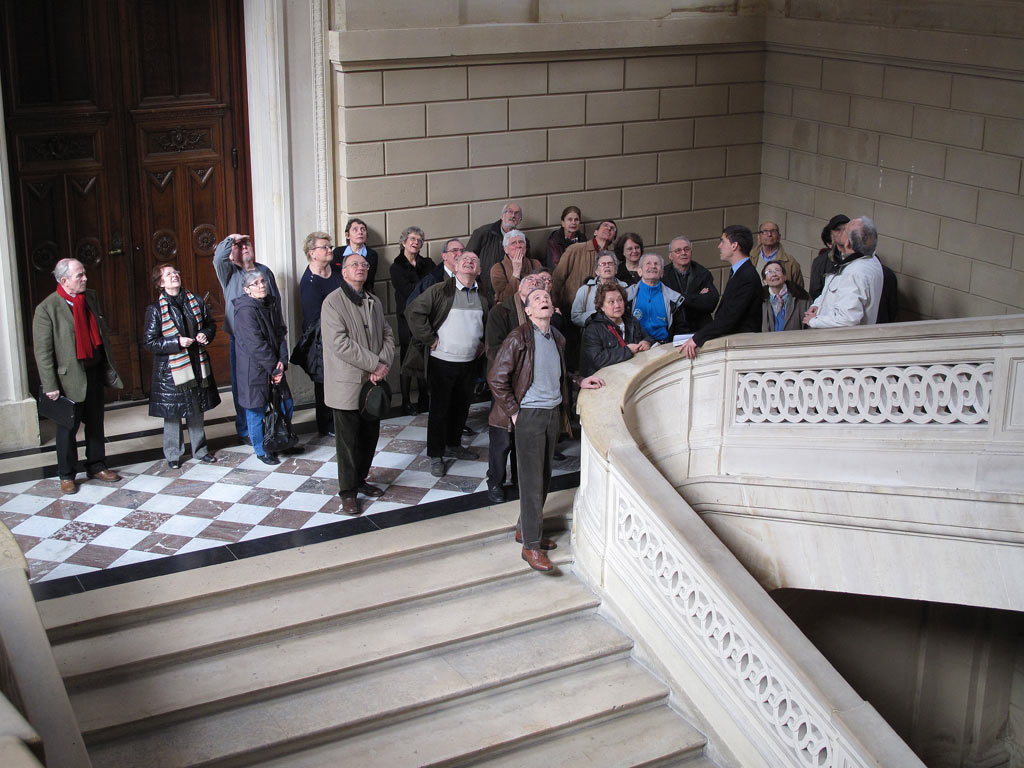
[
  {"xmin": 680, "ymin": 225, "xmax": 761, "ymax": 359},
  {"xmin": 33, "ymin": 258, "xmax": 124, "ymax": 494}
]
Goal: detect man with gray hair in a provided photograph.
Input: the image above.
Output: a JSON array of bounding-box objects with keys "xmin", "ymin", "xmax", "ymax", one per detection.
[
  {"xmin": 803, "ymin": 217, "xmax": 885, "ymax": 328},
  {"xmin": 33, "ymin": 258, "xmax": 124, "ymax": 494},
  {"xmin": 661, "ymin": 235, "xmax": 719, "ymax": 331},
  {"xmin": 467, "ymin": 201, "xmax": 529, "ymax": 302}
]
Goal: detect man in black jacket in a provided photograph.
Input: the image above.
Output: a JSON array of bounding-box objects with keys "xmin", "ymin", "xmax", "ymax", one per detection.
[
  {"xmin": 661, "ymin": 236, "xmax": 720, "ymax": 332},
  {"xmin": 680, "ymin": 225, "xmax": 761, "ymax": 359}
]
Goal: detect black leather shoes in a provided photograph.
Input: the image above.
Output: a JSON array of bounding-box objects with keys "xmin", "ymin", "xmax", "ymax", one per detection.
[
  {"xmin": 199, "ymin": 454, "xmax": 217, "ymax": 463},
  {"xmin": 257, "ymin": 453, "xmax": 280, "ymax": 465},
  {"xmin": 167, "ymin": 460, "xmax": 181, "ymax": 470},
  {"xmin": 486, "ymin": 485, "xmax": 505, "ymax": 504},
  {"xmin": 358, "ymin": 483, "xmax": 385, "ymax": 497}
]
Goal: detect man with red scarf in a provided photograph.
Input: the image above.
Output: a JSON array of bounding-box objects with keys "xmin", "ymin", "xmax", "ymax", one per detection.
[{"xmin": 33, "ymin": 258, "xmax": 124, "ymax": 494}]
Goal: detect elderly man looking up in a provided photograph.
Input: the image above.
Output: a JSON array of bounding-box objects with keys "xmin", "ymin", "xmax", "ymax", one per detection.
[
  {"xmin": 321, "ymin": 252, "xmax": 394, "ymax": 516},
  {"xmin": 625, "ymin": 253, "xmax": 686, "ymax": 344},
  {"xmin": 34, "ymin": 258, "xmax": 123, "ymax": 494},
  {"xmin": 551, "ymin": 218, "xmax": 617, "ymax": 313},
  {"xmin": 490, "ymin": 228, "xmax": 543, "ymax": 303},
  {"xmin": 752, "ymin": 221, "xmax": 804, "ymax": 289},
  {"xmin": 468, "ymin": 202, "xmax": 528, "ymax": 302},
  {"xmin": 661, "ymin": 235, "xmax": 719, "ymax": 332},
  {"xmin": 488, "ymin": 287, "xmax": 604, "ymax": 572},
  {"xmin": 404, "ymin": 251, "xmax": 492, "ymax": 477},
  {"xmin": 804, "ymin": 217, "xmax": 884, "ymax": 328}
]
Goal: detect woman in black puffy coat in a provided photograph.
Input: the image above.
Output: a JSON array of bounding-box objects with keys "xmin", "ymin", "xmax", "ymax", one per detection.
[
  {"xmin": 579, "ymin": 283, "xmax": 654, "ymax": 378},
  {"xmin": 143, "ymin": 264, "xmax": 221, "ymax": 468}
]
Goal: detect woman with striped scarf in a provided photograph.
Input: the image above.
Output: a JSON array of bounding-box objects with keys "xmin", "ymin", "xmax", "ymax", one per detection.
[{"xmin": 143, "ymin": 264, "xmax": 221, "ymax": 468}]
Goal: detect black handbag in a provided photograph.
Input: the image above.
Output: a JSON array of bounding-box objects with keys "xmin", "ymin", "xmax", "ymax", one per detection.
[{"xmin": 262, "ymin": 379, "xmax": 298, "ymax": 454}]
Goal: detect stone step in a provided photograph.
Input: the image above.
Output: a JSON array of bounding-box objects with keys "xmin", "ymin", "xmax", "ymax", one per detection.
[
  {"xmin": 55, "ymin": 525, "xmax": 570, "ymax": 684},
  {"xmin": 86, "ymin": 619, "xmax": 645, "ymax": 768},
  {"xmin": 248, "ymin": 659, "xmax": 671, "ymax": 768},
  {"xmin": 40, "ymin": 498, "xmax": 571, "ymax": 640},
  {"xmin": 467, "ymin": 706, "xmax": 708, "ymax": 767},
  {"xmin": 73, "ymin": 569, "xmax": 605, "ymax": 737}
]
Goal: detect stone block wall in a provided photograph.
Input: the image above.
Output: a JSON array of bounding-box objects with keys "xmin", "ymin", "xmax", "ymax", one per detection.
[
  {"xmin": 758, "ymin": 47, "xmax": 1024, "ymax": 321},
  {"xmin": 334, "ymin": 50, "xmax": 766, "ymax": 310}
]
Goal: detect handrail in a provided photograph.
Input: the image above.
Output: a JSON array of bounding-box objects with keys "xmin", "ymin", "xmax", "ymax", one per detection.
[
  {"xmin": 569, "ymin": 321, "xmax": 990, "ymax": 765},
  {"xmin": 0, "ymin": 523, "xmax": 92, "ymax": 767}
]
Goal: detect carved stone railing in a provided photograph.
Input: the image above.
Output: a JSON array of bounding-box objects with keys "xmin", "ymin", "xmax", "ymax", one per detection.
[
  {"xmin": 570, "ymin": 315, "xmax": 1024, "ymax": 767},
  {"xmin": 0, "ymin": 523, "xmax": 91, "ymax": 767}
]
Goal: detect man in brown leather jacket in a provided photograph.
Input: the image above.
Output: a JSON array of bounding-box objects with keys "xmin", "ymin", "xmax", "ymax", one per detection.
[{"xmin": 487, "ymin": 288, "xmax": 604, "ymax": 572}]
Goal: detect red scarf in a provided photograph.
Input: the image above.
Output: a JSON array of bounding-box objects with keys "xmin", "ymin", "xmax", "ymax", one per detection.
[
  {"xmin": 56, "ymin": 285, "xmax": 102, "ymax": 360},
  {"xmin": 605, "ymin": 323, "xmax": 627, "ymax": 347}
]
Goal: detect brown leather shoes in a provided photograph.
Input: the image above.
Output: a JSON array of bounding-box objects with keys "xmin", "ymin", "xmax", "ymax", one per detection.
[
  {"xmin": 340, "ymin": 495, "xmax": 361, "ymax": 516},
  {"xmin": 515, "ymin": 529, "xmax": 557, "ymax": 550},
  {"xmin": 87, "ymin": 469, "xmax": 120, "ymax": 482},
  {"xmin": 59, "ymin": 478, "xmax": 77, "ymax": 494},
  {"xmin": 521, "ymin": 547, "xmax": 554, "ymax": 572}
]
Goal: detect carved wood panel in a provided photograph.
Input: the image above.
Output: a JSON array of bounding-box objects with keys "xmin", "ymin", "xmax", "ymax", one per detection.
[{"xmin": 2, "ymin": 0, "xmax": 251, "ymax": 400}]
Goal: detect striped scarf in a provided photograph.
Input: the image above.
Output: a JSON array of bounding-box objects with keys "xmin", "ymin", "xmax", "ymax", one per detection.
[{"xmin": 160, "ymin": 292, "xmax": 213, "ymax": 391}]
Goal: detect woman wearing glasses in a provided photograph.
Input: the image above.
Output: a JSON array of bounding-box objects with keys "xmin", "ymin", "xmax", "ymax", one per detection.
[{"xmin": 298, "ymin": 231, "xmax": 342, "ymax": 436}]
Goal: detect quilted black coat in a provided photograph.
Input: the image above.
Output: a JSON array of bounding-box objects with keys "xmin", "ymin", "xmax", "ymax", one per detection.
[{"xmin": 143, "ymin": 293, "xmax": 221, "ymax": 419}]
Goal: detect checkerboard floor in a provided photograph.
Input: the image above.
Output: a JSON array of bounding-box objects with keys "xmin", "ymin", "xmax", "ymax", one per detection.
[{"xmin": 0, "ymin": 403, "xmax": 580, "ymax": 586}]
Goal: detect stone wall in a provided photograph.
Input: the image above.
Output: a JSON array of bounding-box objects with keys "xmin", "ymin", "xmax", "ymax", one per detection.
[
  {"xmin": 334, "ymin": 48, "xmax": 766, "ymax": 308},
  {"xmin": 758, "ymin": 46, "xmax": 1024, "ymax": 320}
]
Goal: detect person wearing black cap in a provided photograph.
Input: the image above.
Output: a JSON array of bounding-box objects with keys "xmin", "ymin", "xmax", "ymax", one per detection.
[
  {"xmin": 321, "ymin": 251, "xmax": 395, "ymax": 515},
  {"xmin": 810, "ymin": 214, "xmax": 849, "ymax": 301}
]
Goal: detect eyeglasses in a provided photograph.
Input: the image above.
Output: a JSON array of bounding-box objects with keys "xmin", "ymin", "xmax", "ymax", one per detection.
[
  {"xmin": 345, "ymin": 260, "xmax": 370, "ymax": 269},
  {"xmin": 310, "ymin": 245, "xmax": 331, "ymax": 253}
]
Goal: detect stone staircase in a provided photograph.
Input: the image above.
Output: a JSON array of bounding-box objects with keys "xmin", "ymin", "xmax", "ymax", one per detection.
[{"xmin": 35, "ymin": 492, "xmax": 718, "ymax": 767}]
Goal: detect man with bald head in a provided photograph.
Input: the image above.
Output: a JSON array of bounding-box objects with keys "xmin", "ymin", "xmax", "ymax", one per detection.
[
  {"xmin": 34, "ymin": 258, "xmax": 124, "ymax": 494},
  {"xmin": 753, "ymin": 221, "xmax": 804, "ymax": 289},
  {"xmin": 804, "ymin": 216, "xmax": 884, "ymax": 328}
]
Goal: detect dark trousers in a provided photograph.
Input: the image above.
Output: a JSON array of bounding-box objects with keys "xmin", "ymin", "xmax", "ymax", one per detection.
[
  {"xmin": 487, "ymin": 425, "xmax": 517, "ymax": 489},
  {"xmin": 228, "ymin": 334, "xmax": 248, "ymax": 437},
  {"xmin": 514, "ymin": 407, "xmax": 560, "ymax": 549},
  {"xmin": 334, "ymin": 408, "xmax": 380, "ymax": 497},
  {"xmin": 55, "ymin": 361, "xmax": 107, "ymax": 480},
  {"xmin": 426, "ymin": 357, "xmax": 476, "ymax": 458},
  {"xmin": 313, "ymin": 382, "xmax": 332, "ymax": 435}
]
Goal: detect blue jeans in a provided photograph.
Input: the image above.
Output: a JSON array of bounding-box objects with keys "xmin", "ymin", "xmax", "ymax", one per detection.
[
  {"xmin": 229, "ymin": 335, "xmax": 248, "ymax": 437},
  {"xmin": 245, "ymin": 398, "xmax": 293, "ymax": 457}
]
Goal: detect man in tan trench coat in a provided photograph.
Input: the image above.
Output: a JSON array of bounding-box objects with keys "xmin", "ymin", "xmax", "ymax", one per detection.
[{"xmin": 320, "ymin": 251, "xmax": 395, "ymax": 515}]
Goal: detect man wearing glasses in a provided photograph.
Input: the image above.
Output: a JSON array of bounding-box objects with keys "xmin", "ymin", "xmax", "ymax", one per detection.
[
  {"xmin": 321, "ymin": 252, "xmax": 395, "ymax": 515},
  {"xmin": 467, "ymin": 202, "xmax": 529, "ymax": 302},
  {"xmin": 752, "ymin": 221, "xmax": 804, "ymax": 289}
]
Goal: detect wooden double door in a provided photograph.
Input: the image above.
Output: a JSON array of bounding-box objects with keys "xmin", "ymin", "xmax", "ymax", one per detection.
[{"xmin": 1, "ymin": 0, "xmax": 251, "ymax": 400}]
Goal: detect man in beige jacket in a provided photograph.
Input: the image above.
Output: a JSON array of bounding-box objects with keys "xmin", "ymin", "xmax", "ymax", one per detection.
[{"xmin": 321, "ymin": 252, "xmax": 395, "ymax": 515}]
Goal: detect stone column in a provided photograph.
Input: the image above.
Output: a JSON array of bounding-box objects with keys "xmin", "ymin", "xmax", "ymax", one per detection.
[{"xmin": 0, "ymin": 97, "xmax": 41, "ymax": 451}]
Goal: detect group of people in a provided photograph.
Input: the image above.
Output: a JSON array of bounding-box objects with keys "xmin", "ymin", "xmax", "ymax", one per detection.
[{"xmin": 32, "ymin": 201, "xmax": 894, "ymax": 572}]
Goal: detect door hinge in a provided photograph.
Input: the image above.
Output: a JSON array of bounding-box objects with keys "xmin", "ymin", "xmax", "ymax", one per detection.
[{"xmin": 231, "ymin": 147, "xmax": 238, "ymax": 169}]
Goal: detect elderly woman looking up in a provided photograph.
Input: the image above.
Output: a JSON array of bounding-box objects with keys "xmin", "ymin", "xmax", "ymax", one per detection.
[
  {"xmin": 233, "ymin": 270, "xmax": 292, "ymax": 465},
  {"xmin": 579, "ymin": 283, "xmax": 654, "ymax": 378},
  {"xmin": 490, "ymin": 228, "xmax": 542, "ymax": 304},
  {"xmin": 614, "ymin": 232, "xmax": 644, "ymax": 286},
  {"xmin": 143, "ymin": 264, "xmax": 220, "ymax": 469},
  {"xmin": 390, "ymin": 226, "xmax": 434, "ymax": 415},
  {"xmin": 571, "ymin": 250, "xmax": 626, "ymax": 327},
  {"xmin": 762, "ymin": 261, "xmax": 810, "ymax": 332},
  {"xmin": 546, "ymin": 205, "xmax": 585, "ymax": 270},
  {"xmin": 298, "ymin": 231, "xmax": 341, "ymax": 437},
  {"xmin": 625, "ymin": 253, "xmax": 686, "ymax": 344}
]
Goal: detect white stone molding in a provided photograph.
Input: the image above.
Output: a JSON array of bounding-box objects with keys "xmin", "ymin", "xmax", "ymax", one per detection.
[
  {"xmin": 0, "ymin": 98, "xmax": 41, "ymax": 450},
  {"xmin": 309, "ymin": 0, "xmax": 334, "ymax": 231},
  {"xmin": 243, "ymin": 0, "xmax": 294, "ymax": 319},
  {"xmin": 735, "ymin": 363, "xmax": 995, "ymax": 425}
]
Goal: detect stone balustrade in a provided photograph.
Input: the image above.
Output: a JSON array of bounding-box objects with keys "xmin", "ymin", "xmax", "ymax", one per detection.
[
  {"xmin": 571, "ymin": 315, "xmax": 1024, "ymax": 766},
  {"xmin": 0, "ymin": 523, "xmax": 91, "ymax": 768}
]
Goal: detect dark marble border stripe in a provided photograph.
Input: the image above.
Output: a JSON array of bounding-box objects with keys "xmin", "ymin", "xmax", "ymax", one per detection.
[{"xmin": 30, "ymin": 472, "xmax": 580, "ymax": 601}]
